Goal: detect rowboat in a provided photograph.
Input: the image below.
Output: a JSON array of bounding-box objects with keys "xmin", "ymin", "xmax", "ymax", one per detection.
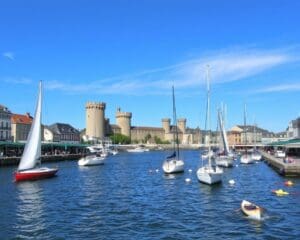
[{"xmin": 241, "ymin": 200, "xmax": 262, "ymax": 220}]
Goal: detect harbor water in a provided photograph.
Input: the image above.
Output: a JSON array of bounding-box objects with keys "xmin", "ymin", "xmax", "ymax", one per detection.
[{"xmin": 1, "ymin": 150, "xmax": 299, "ymax": 239}]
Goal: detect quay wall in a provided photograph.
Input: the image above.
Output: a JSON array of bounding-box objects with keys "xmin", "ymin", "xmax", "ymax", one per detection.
[
  {"xmin": 261, "ymin": 151, "xmax": 300, "ymax": 177},
  {"xmin": 0, "ymin": 154, "xmax": 83, "ymax": 167}
]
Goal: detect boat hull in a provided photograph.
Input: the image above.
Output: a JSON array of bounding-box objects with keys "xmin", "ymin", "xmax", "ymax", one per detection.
[
  {"xmin": 241, "ymin": 200, "xmax": 262, "ymax": 220},
  {"xmin": 197, "ymin": 166, "xmax": 223, "ymax": 185},
  {"xmin": 78, "ymin": 155, "xmax": 105, "ymax": 166},
  {"xmin": 240, "ymin": 154, "xmax": 254, "ymax": 164},
  {"xmin": 15, "ymin": 167, "xmax": 58, "ymax": 182},
  {"xmin": 251, "ymin": 153, "xmax": 262, "ymax": 161},
  {"xmin": 215, "ymin": 156, "xmax": 233, "ymax": 168},
  {"xmin": 162, "ymin": 159, "xmax": 184, "ymax": 174}
]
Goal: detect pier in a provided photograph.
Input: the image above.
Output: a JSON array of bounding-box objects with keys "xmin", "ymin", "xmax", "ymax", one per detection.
[{"xmin": 261, "ymin": 151, "xmax": 300, "ymax": 176}]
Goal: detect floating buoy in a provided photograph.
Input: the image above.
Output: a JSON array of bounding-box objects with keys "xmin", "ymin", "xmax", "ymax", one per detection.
[
  {"xmin": 229, "ymin": 179, "xmax": 235, "ymax": 185},
  {"xmin": 272, "ymin": 189, "xmax": 289, "ymax": 196},
  {"xmin": 185, "ymin": 178, "xmax": 191, "ymax": 183},
  {"xmin": 149, "ymin": 169, "xmax": 153, "ymax": 173},
  {"xmin": 235, "ymin": 165, "xmax": 239, "ymax": 167},
  {"xmin": 188, "ymin": 169, "xmax": 192, "ymax": 173},
  {"xmin": 285, "ymin": 180, "xmax": 294, "ymax": 186},
  {"xmin": 155, "ymin": 169, "xmax": 159, "ymax": 173}
]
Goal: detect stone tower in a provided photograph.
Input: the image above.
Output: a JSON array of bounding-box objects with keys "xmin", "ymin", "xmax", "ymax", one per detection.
[
  {"xmin": 162, "ymin": 118, "xmax": 171, "ymax": 134},
  {"xmin": 86, "ymin": 102, "xmax": 106, "ymax": 139},
  {"xmin": 116, "ymin": 107, "xmax": 132, "ymax": 138},
  {"xmin": 177, "ymin": 118, "xmax": 186, "ymax": 134}
]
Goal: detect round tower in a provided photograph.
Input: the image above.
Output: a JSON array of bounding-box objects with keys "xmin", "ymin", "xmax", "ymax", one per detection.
[
  {"xmin": 162, "ymin": 118, "xmax": 171, "ymax": 134},
  {"xmin": 177, "ymin": 118, "xmax": 186, "ymax": 134},
  {"xmin": 86, "ymin": 102, "xmax": 106, "ymax": 139},
  {"xmin": 116, "ymin": 107, "xmax": 132, "ymax": 138}
]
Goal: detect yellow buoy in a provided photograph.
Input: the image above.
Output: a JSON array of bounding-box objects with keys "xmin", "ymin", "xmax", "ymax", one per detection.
[{"xmin": 272, "ymin": 189, "xmax": 289, "ymax": 196}]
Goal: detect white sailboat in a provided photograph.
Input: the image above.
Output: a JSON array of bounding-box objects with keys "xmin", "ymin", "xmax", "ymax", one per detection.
[
  {"xmin": 215, "ymin": 109, "xmax": 233, "ymax": 168},
  {"xmin": 240, "ymin": 104, "xmax": 254, "ymax": 164},
  {"xmin": 197, "ymin": 66, "xmax": 223, "ymax": 184},
  {"xmin": 14, "ymin": 81, "xmax": 58, "ymax": 182},
  {"xmin": 162, "ymin": 86, "xmax": 184, "ymax": 174}
]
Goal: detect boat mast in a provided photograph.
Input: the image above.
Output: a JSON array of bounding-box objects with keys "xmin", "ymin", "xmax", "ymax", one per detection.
[
  {"xmin": 244, "ymin": 104, "xmax": 247, "ymax": 154},
  {"xmin": 172, "ymin": 86, "xmax": 179, "ymax": 159},
  {"xmin": 207, "ymin": 65, "xmax": 212, "ymax": 168}
]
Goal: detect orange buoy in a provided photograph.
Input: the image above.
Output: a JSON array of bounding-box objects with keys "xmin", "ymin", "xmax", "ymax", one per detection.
[{"xmin": 284, "ymin": 180, "xmax": 294, "ymax": 186}]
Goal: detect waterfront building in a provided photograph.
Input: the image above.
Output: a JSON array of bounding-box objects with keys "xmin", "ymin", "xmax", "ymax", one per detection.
[
  {"xmin": 44, "ymin": 123, "xmax": 80, "ymax": 143},
  {"xmin": 11, "ymin": 112, "xmax": 33, "ymax": 142},
  {"xmin": 0, "ymin": 104, "xmax": 12, "ymax": 141},
  {"xmin": 287, "ymin": 117, "xmax": 300, "ymax": 139}
]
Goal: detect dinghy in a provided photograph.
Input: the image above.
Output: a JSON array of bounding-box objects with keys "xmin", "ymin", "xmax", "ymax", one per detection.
[{"xmin": 241, "ymin": 200, "xmax": 262, "ymax": 220}]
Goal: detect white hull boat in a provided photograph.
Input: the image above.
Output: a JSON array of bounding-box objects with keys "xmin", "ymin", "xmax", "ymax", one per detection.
[
  {"xmin": 78, "ymin": 155, "xmax": 105, "ymax": 166},
  {"xmin": 215, "ymin": 155, "xmax": 234, "ymax": 168},
  {"xmin": 240, "ymin": 154, "xmax": 254, "ymax": 164},
  {"xmin": 127, "ymin": 147, "xmax": 149, "ymax": 153},
  {"xmin": 162, "ymin": 159, "xmax": 184, "ymax": 174},
  {"xmin": 197, "ymin": 165, "xmax": 223, "ymax": 185},
  {"xmin": 241, "ymin": 200, "xmax": 262, "ymax": 220},
  {"xmin": 251, "ymin": 152, "xmax": 262, "ymax": 161}
]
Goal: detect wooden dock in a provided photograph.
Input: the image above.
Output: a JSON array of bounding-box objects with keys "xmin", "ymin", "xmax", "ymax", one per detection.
[{"xmin": 261, "ymin": 151, "xmax": 300, "ymax": 177}]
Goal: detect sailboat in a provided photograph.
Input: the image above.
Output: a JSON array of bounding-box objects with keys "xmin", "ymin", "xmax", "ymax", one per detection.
[
  {"xmin": 162, "ymin": 86, "xmax": 184, "ymax": 174},
  {"xmin": 14, "ymin": 81, "xmax": 58, "ymax": 182},
  {"xmin": 197, "ymin": 65, "xmax": 223, "ymax": 184},
  {"xmin": 215, "ymin": 109, "xmax": 234, "ymax": 168},
  {"xmin": 240, "ymin": 104, "xmax": 254, "ymax": 164}
]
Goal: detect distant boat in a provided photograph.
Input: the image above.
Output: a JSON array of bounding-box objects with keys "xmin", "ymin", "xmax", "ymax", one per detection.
[
  {"xmin": 241, "ymin": 200, "xmax": 262, "ymax": 220},
  {"xmin": 127, "ymin": 146, "xmax": 149, "ymax": 153},
  {"xmin": 215, "ymin": 109, "xmax": 233, "ymax": 168},
  {"xmin": 162, "ymin": 86, "xmax": 184, "ymax": 174},
  {"xmin": 197, "ymin": 66, "xmax": 223, "ymax": 184},
  {"xmin": 240, "ymin": 104, "xmax": 254, "ymax": 164},
  {"xmin": 14, "ymin": 81, "xmax": 58, "ymax": 182},
  {"xmin": 78, "ymin": 153, "xmax": 105, "ymax": 166}
]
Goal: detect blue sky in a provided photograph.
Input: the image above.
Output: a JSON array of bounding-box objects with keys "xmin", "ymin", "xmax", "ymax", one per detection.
[{"xmin": 1, "ymin": 0, "xmax": 300, "ymax": 133}]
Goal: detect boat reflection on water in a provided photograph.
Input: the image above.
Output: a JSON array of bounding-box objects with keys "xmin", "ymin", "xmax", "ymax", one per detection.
[{"xmin": 15, "ymin": 182, "xmax": 47, "ymax": 237}]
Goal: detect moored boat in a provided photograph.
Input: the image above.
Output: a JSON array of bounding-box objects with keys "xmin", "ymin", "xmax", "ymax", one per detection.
[
  {"xmin": 241, "ymin": 200, "xmax": 262, "ymax": 220},
  {"xmin": 78, "ymin": 154, "xmax": 105, "ymax": 166}
]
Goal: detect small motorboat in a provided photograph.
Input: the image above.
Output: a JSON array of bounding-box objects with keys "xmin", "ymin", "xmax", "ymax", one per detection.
[
  {"xmin": 272, "ymin": 189, "xmax": 289, "ymax": 196},
  {"xmin": 241, "ymin": 200, "xmax": 262, "ymax": 220},
  {"xmin": 78, "ymin": 154, "xmax": 105, "ymax": 166}
]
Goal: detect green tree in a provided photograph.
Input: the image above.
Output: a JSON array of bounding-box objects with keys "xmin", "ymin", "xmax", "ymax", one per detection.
[{"xmin": 109, "ymin": 133, "xmax": 131, "ymax": 144}]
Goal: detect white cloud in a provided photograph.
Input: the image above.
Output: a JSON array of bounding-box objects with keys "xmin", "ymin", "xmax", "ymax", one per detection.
[
  {"xmin": 3, "ymin": 52, "xmax": 15, "ymax": 60},
  {"xmin": 3, "ymin": 77, "xmax": 32, "ymax": 84},
  {"xmin": 255, "ymin": 83, "xmax": 300, "ymax": 93},
  {"xmin": 44, "ymin": 47, "xmax": 295, "ymax": 95}
]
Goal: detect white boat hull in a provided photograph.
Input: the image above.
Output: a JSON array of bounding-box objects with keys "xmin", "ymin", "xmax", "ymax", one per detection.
[
  {"xmin": 251, "ymin": 152, "xmax": 262, "ymax": 161},
  {"xmin": 78, "ymin": 155, "xmax": 105, "ymax": 166},
  {"xmin": 241, "ymin": 200, "xmax": 262, "ymax": 220},
  {"xmin": 162, "ymin": 159, "xmax": 184, "ymax": 174},
  {"xmin": 240, "ymin": 154, "xmax": 254, "ymax": 164},
  {"xmin": 197, "ymin": 166, "xmax": 223, "ymax": 184},
  {"xmin": 215, "ymin": 156, "xmax": 234, "ymax": 168}
]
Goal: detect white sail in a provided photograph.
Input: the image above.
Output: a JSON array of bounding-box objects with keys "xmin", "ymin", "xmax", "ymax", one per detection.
[
  {"xmin": 18, "ymin": 81, "xmax": 42, "ymax": 171},
  {"xmin": 218, "ymin": 110, "xmax": 230, "ymax": 154}
]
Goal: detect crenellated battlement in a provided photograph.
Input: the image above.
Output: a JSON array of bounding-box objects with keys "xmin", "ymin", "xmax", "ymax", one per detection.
[{"xmin": 86, "ymin": 102, "xmax": 106, "ymax": 110}]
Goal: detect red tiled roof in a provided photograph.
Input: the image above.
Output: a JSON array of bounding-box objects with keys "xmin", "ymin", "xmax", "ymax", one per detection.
[{"xmin": 11, "ymin": 113, "xmax": 33, "ymax": 124}]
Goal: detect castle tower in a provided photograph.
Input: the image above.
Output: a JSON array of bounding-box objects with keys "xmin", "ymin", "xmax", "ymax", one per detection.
[
  {"xmin": 177, "ymin": 118, "xmax": 186, "ymax": 134},
  {"xmin": 86, "ymin": 102, "xmax": 106, "ymax": 139},
  {"xmin": 116, "ymin": 107, "xmax": 132, "ymax": 138},
  {"xmin": 162, "ymin": 118, "xmax": 171, "ymax": 134}
]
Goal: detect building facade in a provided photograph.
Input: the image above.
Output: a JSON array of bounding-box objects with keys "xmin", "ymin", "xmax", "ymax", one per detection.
[
  {"xmin": 44, "ymin": 123, "xmax": 80, "ymax": 143},
  {"xmin": 0, "ymin": 104, "xmax": 12, "ymax": 141},
  {"xmin": 287, "ymin": 117, "xmax": 300, "ymax": 139},
  {"xmin": 11, "ymin": 113, "xmax": 33, "ymax": 142}
]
